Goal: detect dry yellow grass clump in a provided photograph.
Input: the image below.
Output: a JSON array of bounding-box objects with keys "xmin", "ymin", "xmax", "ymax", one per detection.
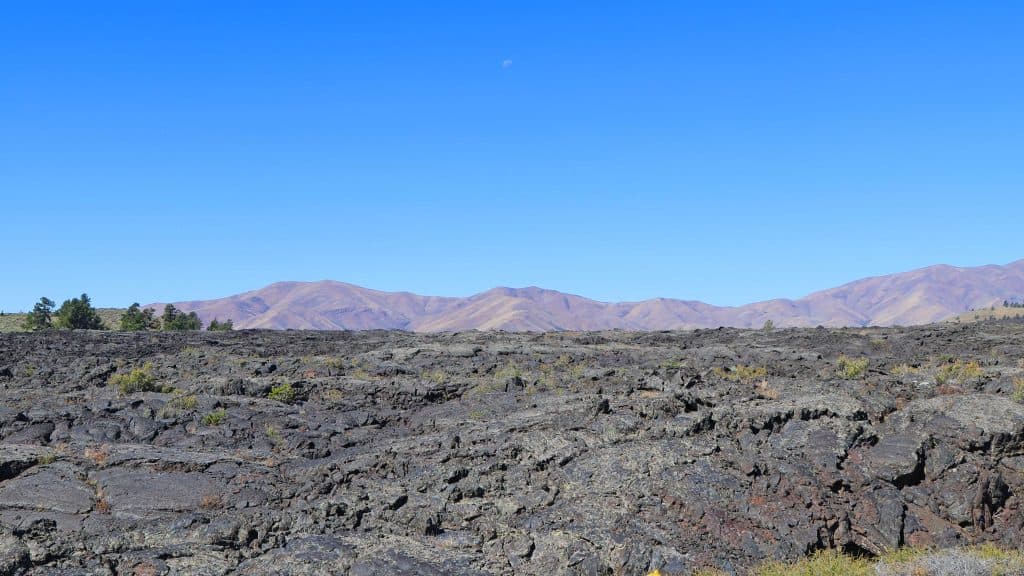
[
  {"xmin": 1013, "ymin": 377, "xmax": 1024, "ymax": 403},
  {"xmin": 714, "ymin": 365, "xmax": 768, "ymax": 384},
  {"xmin": 934, "ymin": 359, "xmax": 985, "ymax": 386},
  {"xmin": 650, "ymin": 545, "xmax": 1024, "ymax": 576}
]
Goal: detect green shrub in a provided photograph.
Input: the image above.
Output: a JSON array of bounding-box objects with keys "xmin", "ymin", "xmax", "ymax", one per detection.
[
  {"xmin": 264, "ymin": 425, "xmax": 283, "ymax": 447},
  {"xmin": 170, "ymin": 394, "xmax": 198, "ymax": 410},
  {"xmin": 157, "ymin": 392, "xmax": 198, "ymax": 419},
  {"xmin": 836, "ymin": 355, "xmax": 868, "ymax": 379},
  {"xmin": 201, "ymin": 409, "xmax": 227, "ymax": 426},
  {"xmin": 110, "ymin": 363, "xmax": 159, "ymax": 395},
  {"xmin": 268, "ymin": 382, "xmax": 296, "ymax": 404}
]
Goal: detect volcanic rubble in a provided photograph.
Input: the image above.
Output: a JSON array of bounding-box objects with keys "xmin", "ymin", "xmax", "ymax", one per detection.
[{"xmin": 0, "ymin": 321, "xmax": 1023, "ymax": 574}]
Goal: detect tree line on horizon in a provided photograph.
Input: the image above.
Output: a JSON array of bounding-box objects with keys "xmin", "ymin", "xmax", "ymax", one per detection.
[
  {"xmin": 19, "ymin": 294, "xmax": 233, "ymax": 332},
  {"xmin": 967, "ymin": 300, "xmax": 1024, "ymax": 312}
]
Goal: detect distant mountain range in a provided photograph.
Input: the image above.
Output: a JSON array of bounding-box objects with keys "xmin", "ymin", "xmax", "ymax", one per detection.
[{"xmin": 148, "ymin": 259, "xmax": 1024, "ymax": 331}]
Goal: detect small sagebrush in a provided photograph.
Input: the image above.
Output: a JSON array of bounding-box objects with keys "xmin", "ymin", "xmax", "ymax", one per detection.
[
  {"xmin": 268, "ymin": 382, "xmax": 296, "ymax": 404},
  {"xmin": 201, "ymin": 409, "xmax": 227, "ymax": 426},
  {"xmin": 323, "ymin": 357, "xmax": 346, "ymax": 370},
  {"xmin": 173, "ymin": 394, "xmax": 198, "ymax": 410},
  {"xmin": 421, "ymin": 369, "xmax": 448, "ymax": 384},
  {"xmin": 200, "ymin": 493, "xmax": 223, "ymax": 509},
  {"xmin": 264, "ymin": 425, "xmax": 284, "ymax": 447},
  {"xmin": 660, "ymin": 358, "xmax": 688, "ymax": 371},
  {"xmin": 494, "ymin": 364, "xmax": 523, "ymax": 382},
  {"xmin": 1012, "ymin": 377, "xmax": 1024, "ymax": 403},
  {"xmin": 84, "ymin": 445, "xmax": 110, "ymax": 466},
  {"xmin": 836, "ymin": 355, "xmax": 869, "ymax": 379},
  {"xmin": 109, "ymin": 363, "xmax": 163, "ymax": 395},
  {"xmin": 157, "ymin": 392, "xmax": 198, "ymax": 419},
  {"xmin": 754, "ymin": 380, "xmax": 780, "ymax": 400}
]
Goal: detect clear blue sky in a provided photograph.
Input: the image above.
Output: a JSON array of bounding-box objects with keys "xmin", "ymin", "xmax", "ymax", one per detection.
[{"xmin": 2, "ymin": 2, "xmax": 1022, "ymax": 311}]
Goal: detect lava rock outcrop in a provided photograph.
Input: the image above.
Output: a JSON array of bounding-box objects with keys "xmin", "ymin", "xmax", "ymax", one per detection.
[{"xmin": 0, "ymin": 322, "xmax": 1022, "ymax": 574}]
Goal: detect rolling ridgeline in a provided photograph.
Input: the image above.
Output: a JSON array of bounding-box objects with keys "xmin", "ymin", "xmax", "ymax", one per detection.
[
  {"xmin": 6, "ymin": 259, "xmax": 1024, "ymax": 333},
  {"xmin": 146, "ymin": 259, "xmax": 1024, "ymax": 331}
]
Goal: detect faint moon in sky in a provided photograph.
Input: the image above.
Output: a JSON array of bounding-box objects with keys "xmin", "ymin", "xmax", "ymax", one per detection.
[{"xmin": 501, "ymin": 59, "xmax": 513, "ymax": 69}]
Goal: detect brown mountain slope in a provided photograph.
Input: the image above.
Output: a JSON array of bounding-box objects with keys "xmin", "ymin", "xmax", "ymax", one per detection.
[
  {"xmin": 163, "ymin": 281, "xmax": 463, "ymax": 330},
  {"xmin": 147, "ymin": 259, "xmax": 1024, "ymax": 331}
]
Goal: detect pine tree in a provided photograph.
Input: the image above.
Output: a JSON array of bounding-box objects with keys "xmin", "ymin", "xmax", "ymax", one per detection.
[
  {"xmin": 54, "ymin": 293, "xmax": 106, "ymax": 330},
  {"xmin": 162, "ymin": 305, "xmax": 203, "ymax": 330},
  {"xmin": 207, "ymin": 318, "xmax": 234, "ymax": 331},
  {"xmin": 186, "ymin": 312, "xmax": 202, "ymax": 330},
  {"xmin": 120, "ymin": 303, "xmax": 159, "ymax": 331},
  {"xmin": 22, "ymin": 297, "xmax": 55, "ymax": 331}
]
